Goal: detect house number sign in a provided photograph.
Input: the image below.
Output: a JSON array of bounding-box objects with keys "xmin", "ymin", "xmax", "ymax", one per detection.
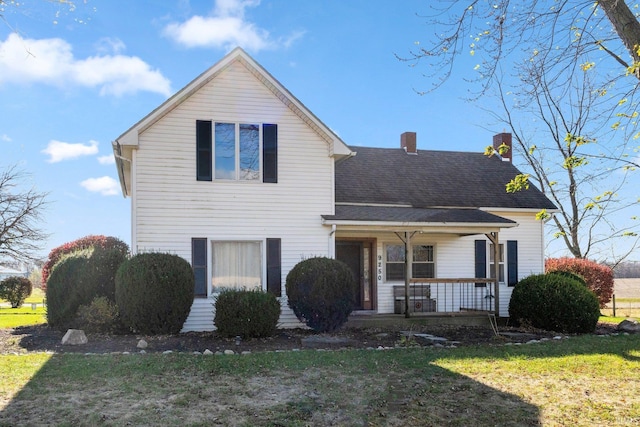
[{"xmin": 377, "ymin": 255, "xmax": 382, "ymax": 281}]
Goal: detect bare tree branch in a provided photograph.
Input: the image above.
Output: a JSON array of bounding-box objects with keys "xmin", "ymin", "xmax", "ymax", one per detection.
[{"xmin": 0, "ymin": 165, "xmax": 50, "ymax": 265}]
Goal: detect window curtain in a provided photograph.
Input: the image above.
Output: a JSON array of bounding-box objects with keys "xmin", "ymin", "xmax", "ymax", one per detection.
[{"xmin": 212, "ymin": 242, "xmax": 261, "ymax": 290}]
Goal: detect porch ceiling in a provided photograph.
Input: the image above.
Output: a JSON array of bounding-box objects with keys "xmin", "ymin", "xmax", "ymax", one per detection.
[{"xmin": 322, "ymin": 205, "xmax": 517, "ymax": 234}]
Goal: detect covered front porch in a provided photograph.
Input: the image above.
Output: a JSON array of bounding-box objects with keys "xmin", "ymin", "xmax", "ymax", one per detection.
[{"xmin": 323, "ymin": 205, "xmax": 519, "ymax": 320}]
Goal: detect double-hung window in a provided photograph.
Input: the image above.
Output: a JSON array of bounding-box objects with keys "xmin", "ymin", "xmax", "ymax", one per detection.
[
  {"xmin": 192, "ymin": 238, "xmax": 282, "ymax": 296},
  {"xmin": 489, "ymin": 243, "xmax": 505, "ymax": 283},
  {"xmin": 385, "ymin": 244, "xmax": 435, "ymax": 281},
  {"xmin": 475, "ymin": 240, "xmax": 518, "ymax": 287},
  {"xmin": 211, "ymin": 241, "xmax": 261, "ymax": 291},
  {"xmin": 196, "ymin": 121, "xmax": 277, "ymax": 183}
]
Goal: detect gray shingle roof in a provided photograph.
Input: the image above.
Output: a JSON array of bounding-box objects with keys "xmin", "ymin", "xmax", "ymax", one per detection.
[
  {"xmin": 335, "ymin": 146, "xmax": 557, "ymax": 210},
  {"xmin": 322, "ymin": 205, "xmax": 516, "ymax": 225}
]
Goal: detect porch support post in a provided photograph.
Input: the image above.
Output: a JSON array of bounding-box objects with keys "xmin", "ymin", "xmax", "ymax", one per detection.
[
  {"xmin": 404, "ymin": 231, "xmax": 412, "ymax": 318},
  {"xmin": 485, "ymin": 232, "xmax": 500, "ymax": 315}
]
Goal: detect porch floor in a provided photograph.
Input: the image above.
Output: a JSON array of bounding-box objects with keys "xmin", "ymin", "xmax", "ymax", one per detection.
[{"xmin": 345, "ymin": 312, "xmax": 497, "ymax": 328}]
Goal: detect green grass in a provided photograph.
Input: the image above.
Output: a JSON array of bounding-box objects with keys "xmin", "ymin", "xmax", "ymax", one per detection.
[
  {"xmin": 0, "ymin": 288, "xmax": 47, "ymax": 329},
  {"xmin": 615, "ymin": 298, "xmax": 640, "ymax": 304},
  {"xmin": 0, "ymin": 306, "xmax": 46, "ymax": 329},
  {"xmin": 600, "ymin": 315, "xmax": 637, "ymax": 324},
  {"xmin": 1, "ymin": 334, "xmax": 639, "ymax": 426}
]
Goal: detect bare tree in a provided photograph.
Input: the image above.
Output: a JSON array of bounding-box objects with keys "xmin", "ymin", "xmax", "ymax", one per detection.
[
  {"xmin": 404, "ymin": 1, "xmax": 640, "ymax": 95},
  {"xmin": 0, "ymin": 165, "xmax": 49, "ymax": 265},
  {"xmin": 405, "ymin": 1, "xmax": 640, "ymax": 260},
  {"xmin": 488, "ymin": 54, "xmax": 639, "ymax": 261}
]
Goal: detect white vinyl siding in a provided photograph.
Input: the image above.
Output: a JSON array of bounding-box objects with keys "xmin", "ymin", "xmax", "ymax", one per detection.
[{"xmin": 132, "ymin": 60, "xmax": 334, "ymax": 331}]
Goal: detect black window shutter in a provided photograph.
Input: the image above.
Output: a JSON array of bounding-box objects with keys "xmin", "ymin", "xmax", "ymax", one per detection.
[
  {"xmin": 263, "ymin": 124, "xmax": 278, "ymax": 183},
  {"xmin": 475, "ymin": 240, "xmax": 486, "ymax": 287},
  {"xmin": 507, "ymin": 240, "xmax": 518, "ymax": 287},
  {"xmin": 266, "ymin": 238, "xmax": 281, "ymax": 296},
  {"xmin": 196, "ymin": 120, "xmax": 212, "ymax": 181},
  {"xmin": 192, "ymin": 238, "xmax": 207, "ymax": 297}
]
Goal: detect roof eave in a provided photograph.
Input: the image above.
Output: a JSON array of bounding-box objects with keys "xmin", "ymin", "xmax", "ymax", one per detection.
[
  {"xmin": 321, "ymin": 219, "xmax": 518, "ymax": 233},
  {"xmin": 114, "ymin": 47, "xmax": 354, "ymax": 158}
]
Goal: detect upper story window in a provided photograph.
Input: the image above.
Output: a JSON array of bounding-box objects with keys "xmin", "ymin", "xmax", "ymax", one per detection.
[
  {"xmin": 196, "ymin": 120, "xmax": 277, "ymax": 183},
  {"xmin": 385, "ymin": 244, "xmax": 435, "ymax": 281},
  {"xmin": 489, "ymin": 243, "xmax": 505, "ymax": 283}
]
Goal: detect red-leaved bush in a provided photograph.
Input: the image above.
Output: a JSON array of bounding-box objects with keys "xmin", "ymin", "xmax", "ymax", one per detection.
[
  {"xmin": 42, "ymin": 235, "xmax": 129, "ymax": 289},
  {"xmin": 545, "ymin": 257, "xmax": 614, "ymax": 308}
]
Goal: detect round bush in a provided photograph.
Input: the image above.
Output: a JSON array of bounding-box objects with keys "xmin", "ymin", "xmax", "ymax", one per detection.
[
  {"xmin": 42, "ymin": 235, "xmax": 129, "ymax": 289},
  {"xmin": 545, "ymin": 257, "xmax": 614, "ymax": 308},
  {"xmin": 509, "ymin": 273, "xmax": 600, "ymax": 333},
  {"xmin": 44, "ymin": 246, "xmax": 128, "ymax": 329},
  {"xmin": 285, "ymin": 257, "xmax": 356, "ymax": 332},
  {"xmin": 0, "ymin": 276, "xmax": 32, "ymax": 308},
  {"xmin": 46, "ymin": 254, "xmax": 88, "ymax": 327},
  {"xmin": 546, "ymin": 270, "xmax": 587, "ymax": 286},
  {"xmin": 214, "ymin": 289, "xmax": 281, "ymax": 338},
  {"xmin": 115, "ymin": 252, "xmax": 195, "ymax": 334}
]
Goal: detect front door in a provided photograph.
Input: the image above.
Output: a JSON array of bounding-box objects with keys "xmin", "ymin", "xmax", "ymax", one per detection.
[{"xmin": 336, "ymin": 240, "xmax": 374, "ymax": 310}]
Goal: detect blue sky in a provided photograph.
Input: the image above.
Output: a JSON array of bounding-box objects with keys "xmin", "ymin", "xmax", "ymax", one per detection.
[{"xmin": 1, "ymin": 0, "xmax": 638, "ymax": 261}]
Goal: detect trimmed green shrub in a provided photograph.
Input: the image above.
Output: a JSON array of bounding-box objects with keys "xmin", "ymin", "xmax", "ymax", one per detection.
[
  {"xmin": 0, "ymin": 276, "xmax": 32, "ymax": 308},
  {"xmin": 545, "ymin": 257, "xmax": 614, "ymax": 308},
  {"xmin": 214, "ymin": 288, "xmax": 281, "ymax": 338},
  {"xmin": 76, "ymin": 296, "xmax": 121, "ymax": 333},
  {"xmin": 285, "ymin": 257, "xmax": 356, "ymax": 332},
  {"xmin": 115, "ymin": 252, "xmax": 195, "ymax": 335},
  {"xmin": 508, "ymin": 273, "xmax": 600, "ymax": 333},
  {"xmin": 546, "ymin": 270, "xmax": 587, "ymax": 286},
  {"xmin": 44, "ymin": 246, "xmax": 128, "ymax": 329},
  {"xmin": 42, "ymin": 235, "xmax": 129, "ymax": 289},
  {"xmin": 46, "ymin": 254, "xmax": 88, "ymax": 327}
]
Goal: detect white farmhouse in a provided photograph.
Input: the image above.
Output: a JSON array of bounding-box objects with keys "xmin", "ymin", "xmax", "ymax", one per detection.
[{"xmin": 113, "ymin": 48, "xmax": 556, "ymax": 332}]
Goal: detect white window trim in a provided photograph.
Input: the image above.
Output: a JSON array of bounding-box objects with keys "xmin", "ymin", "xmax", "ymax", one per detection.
[
  {"xmin": 489, "ymin": 242, "xmax": 505, "ymax": 285},
  {"xmin": 213, "ymin": 122, "xmax": 263, "ymax": 182},
  {"xmin": 384, "ymin": 243, "xmax": 437, "ymax": 282},
  {"xmin": 210, "ymin": 239, "xmax": 264, "ymax": 295}
]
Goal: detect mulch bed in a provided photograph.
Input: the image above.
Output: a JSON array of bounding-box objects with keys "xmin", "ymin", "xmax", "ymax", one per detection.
[{"xmin": 0, "ymin": 322, "xmax": 620, "ymax": 355}]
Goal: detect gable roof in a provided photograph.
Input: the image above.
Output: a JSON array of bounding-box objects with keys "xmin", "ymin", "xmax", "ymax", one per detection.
[
  {"xmin": 113, "ymin": 47, "xmax": 352, "ymax": 196},
  {"xmin": 334, "ymin": 146, "xmax": 557, "ymax": 210},
  {"xmin": 114, "ymin": 47, "xmax": 351, "ymax": 156}
]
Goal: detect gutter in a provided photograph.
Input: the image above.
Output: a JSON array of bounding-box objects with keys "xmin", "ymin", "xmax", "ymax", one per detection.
[{"xmin": 112, "ymin": 141, "xmax": 131, "ymax": 197}]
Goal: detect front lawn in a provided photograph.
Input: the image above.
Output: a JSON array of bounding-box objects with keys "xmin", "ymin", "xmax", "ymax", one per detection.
[
  {"xmin": 0, "ymin": 288, "xmax": 47, "ymax": 329},
  {"xmin": 1, "ymin": 334, "xmax": 639, "ymax": 426}
]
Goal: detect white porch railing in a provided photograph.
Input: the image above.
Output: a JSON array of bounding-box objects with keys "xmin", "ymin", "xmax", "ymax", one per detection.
[{"xmin": 393, "ymin": 278, "xmax": 496, "ymax": 314}]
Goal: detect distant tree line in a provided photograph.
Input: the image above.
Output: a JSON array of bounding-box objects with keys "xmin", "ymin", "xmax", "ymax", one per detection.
[{"xmin": 611, "ymin": 261, "xmax": 640, "ymax": 278}]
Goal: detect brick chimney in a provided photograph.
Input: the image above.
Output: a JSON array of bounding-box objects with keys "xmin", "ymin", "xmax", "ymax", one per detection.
[
  {"xmin": 493, "ymin": 132, "xmax": 512, "ymax": 162},
  {"xmin": 401, "ymin": 132, "xmax": 417, "ymax": 154}
]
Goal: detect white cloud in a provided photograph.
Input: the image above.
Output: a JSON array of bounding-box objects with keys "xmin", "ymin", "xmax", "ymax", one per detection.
[
  {"xmin": 94, "ymin": 37, "xmax": 126, "ymax": 55},
  {"xmin": 0, "ymin": 33, "xmax": 172, "ymax": 97},
  {"xmin": 1, "ymin": 134, "xmax": 11, "ymax": 142},
  {"xmin": 163, "ymin": 0, "xmax": 302, "ymax": 52},
  {"xmin": 42, "ymin": 140, "xmax": 99, "ymax": 163},
  {"xmin": 97, "ymin": 155, "xmax": 115, "ymax": 165},
  {"xmin": 80, "ymin": 176, "xmax": 120, "ymax": 196}
]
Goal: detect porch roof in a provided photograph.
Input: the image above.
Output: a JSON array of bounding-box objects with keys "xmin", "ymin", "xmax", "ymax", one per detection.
[{"xmin": 322, "ymin": 205, "xmax": 516, "ymax": 233}]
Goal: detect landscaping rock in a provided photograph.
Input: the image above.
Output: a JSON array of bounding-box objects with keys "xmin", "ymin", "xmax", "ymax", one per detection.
[
  {"xmin": 301, "ymin": 335, "xmax": 355, "ymax": 349},
  {"xmin": 61, "ymin": 329, "xmax": 87, "ymax": 346},
  {"xmin": 618, "ymin": 319, "xmax": 640, "ymax": 333},
  {"xmin": 137, "ymin": 339, "xmax": 148, "ymax": 349}
]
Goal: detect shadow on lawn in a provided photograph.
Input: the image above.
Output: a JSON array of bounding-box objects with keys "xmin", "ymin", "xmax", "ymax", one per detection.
[{"xmin": 0, "ymin": 352, "xmax": 542, "ymax": 426}]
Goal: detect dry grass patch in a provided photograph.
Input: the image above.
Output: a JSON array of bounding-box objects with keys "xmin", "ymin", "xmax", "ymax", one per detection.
[{"xmin": 1, "ymin": 335, "xmax": 639, "ymax": 426}]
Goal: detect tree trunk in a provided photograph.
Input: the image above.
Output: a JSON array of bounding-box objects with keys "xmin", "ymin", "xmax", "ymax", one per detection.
[{"xmin": 600, "ymin": 0, "xmax": 640, "ymax": 78}]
